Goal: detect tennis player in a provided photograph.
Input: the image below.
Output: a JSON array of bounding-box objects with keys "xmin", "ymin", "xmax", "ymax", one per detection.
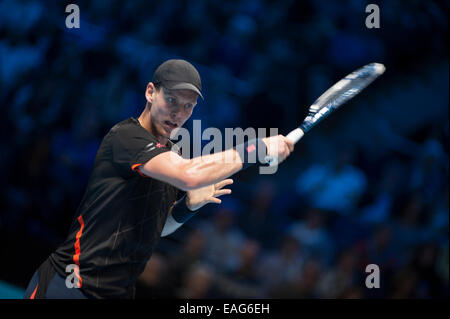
[{"xmin": 24, "ymin": 59, "xmax": 294, "ymax": 299}]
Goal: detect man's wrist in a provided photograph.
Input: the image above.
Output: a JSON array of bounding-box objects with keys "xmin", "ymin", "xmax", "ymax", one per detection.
[
  {"xmin": 170, "ymin": 194, "xmax": 197, "ymax": 224},
  {"xmin": 185, "ymin": 195, "xmax": 200, "ymax": 212},
  {"xmin": 235, "ymin": 138, "xmax": 268, "ymax": 170}
]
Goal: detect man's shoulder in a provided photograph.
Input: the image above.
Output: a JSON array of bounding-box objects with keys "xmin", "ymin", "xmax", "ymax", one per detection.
[
  {"xmin": 108, "ymin": 117, "xmax": 157, "ymax": 141},
  {"xmin": 110, "ymin": 117, "xmax": 139, "ymax": 133}
]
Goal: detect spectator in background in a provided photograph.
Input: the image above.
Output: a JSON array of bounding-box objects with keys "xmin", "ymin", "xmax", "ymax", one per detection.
[
  {"xmin": 411, "ymin": 243, "xmax": 445, "ymax": 298},
  {"xmin": 391, "ymin": 194, "xmax": 427, "ymax": 266},
  {"xmin": 135, "ymin": 253, "xmax": 174, "ymax": 298},
  {"xmin": 199, "ymin": 202, "xmax": 246, "ymax": 273},
  {"xmin": 288, "ymin": 207, "xmax": 334, "ymax": 265},
  {"xmin": 215, "ymin": 239, "xmax": 264, "ymax": 298},
  {"xmin": 177, "ymin": 262, "xmax": 216, "ymax": 299},
  {"xmin": 166, "ymin": 229, "xmax": 207, "ymax": 293},
  {"xmin": 427, "ymin": 184, "xmax": 449, "ymax": 244},
  {"xmin": 390, "ymin": 268, "xmax": 419, "ymax": 299},
  {"xmin": 212, "ymin": 11, "xmax": 255, "ymax": 77},
  {"xmin": 238, "ymin": 179, "xmax": 284, "ymax": 250},
  {"xmin": 359, "ymin": 159, "xmax": 406, "ymax": 225},
  {"xmin": 316, "ymin": 248, "xmax": 360, "ymax": 298},
  {"xmin": 436, "ymin": 244, "xmax": 449, "ymax": 293},
  {"xmin": 268, "ymin": 259, "xmax": 322, "ymax": 298},
  {"xmin": 295, "ymin": 144, "xmax": 367, "ymax": 215},
  {"xmin": 258, "ymin": 234, "xmax": 304, "ymax": 292},
  {"xmin": 410, "ymin": 137, "xmax": 448, "ymax": 202},
  {"xmin": 362, "ymin": 224, "xmax": 398, "ymax": 274}
]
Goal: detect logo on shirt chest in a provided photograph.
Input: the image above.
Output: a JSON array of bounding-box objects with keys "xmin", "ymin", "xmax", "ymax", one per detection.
[{"xmin": 144, "ymin": 142, "xmax": 166, "ymax": 152}]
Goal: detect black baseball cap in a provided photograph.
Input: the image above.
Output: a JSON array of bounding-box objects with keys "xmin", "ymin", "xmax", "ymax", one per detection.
[{"xmin": 152, "ymin": 59, "xmax": 203, "ymax": 99}]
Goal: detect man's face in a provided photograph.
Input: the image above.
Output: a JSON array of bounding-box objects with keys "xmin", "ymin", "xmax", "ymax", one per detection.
[{"xmin": 147, "ymin": 83, "xmax": 198, "ymax": 139}]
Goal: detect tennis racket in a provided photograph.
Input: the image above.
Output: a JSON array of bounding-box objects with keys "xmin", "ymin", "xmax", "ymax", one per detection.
[{"xmin": 265, "ymin": 62, "xmax": 386, "ymax": 166}]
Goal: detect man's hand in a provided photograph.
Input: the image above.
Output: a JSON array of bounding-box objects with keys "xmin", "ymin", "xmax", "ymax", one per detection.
[
  {"xmin": 262, "ymin": 135, "xmax": 295, "ymax": 165},
  {"xmin": 185, "ymin": 179, "xmax": 233, "ymax": 211}
]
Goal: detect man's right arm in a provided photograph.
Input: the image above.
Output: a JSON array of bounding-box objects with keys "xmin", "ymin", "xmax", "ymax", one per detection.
[{"xmin": 138, "ymin": 135, "xmax": 294, "ymax": 191}]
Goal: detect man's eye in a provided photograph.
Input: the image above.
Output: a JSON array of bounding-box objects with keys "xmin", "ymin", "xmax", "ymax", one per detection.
[
  {"xmin": 167, "ymin": 97, "xmax": 175, "ymax": 104},
  {"xmin": 185, "ymin": 104, "xmax": 193, "ymax": 109}
]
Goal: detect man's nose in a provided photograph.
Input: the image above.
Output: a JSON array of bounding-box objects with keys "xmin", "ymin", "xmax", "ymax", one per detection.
[{"xmin": 171, "ymin": 110, "xmax": 184, "ymax": 122}]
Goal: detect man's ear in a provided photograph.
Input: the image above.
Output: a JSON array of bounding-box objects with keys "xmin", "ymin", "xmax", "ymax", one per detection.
[{"xmin": 145, "ymin": 82, "xmax": 156, "ymax": 103}]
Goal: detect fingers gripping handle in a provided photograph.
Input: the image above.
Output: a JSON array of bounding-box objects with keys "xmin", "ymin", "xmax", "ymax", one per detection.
[{"xmin": 264, "ymin": 128, "xmax": 304, "ymax": 166}]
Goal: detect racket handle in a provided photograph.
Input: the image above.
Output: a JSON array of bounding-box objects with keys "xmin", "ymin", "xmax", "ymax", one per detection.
[
  {"xmin": 286, "ymin": 128, "xmax": 304, "ymax": 144},
  {"xmin": 264, "ymin": 128, "xmax": 305, "ymax": 166}
]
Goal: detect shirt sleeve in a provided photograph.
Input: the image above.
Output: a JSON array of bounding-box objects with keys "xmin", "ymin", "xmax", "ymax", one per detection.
[{"xmin": 110, "ymin": 123, "xmax": 171, "ymax": 178}]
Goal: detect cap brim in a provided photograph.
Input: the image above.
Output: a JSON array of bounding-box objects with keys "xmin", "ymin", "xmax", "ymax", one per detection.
[{"xmin": 167, "ymin": 82, "xmax": 204, "ymax": 100}]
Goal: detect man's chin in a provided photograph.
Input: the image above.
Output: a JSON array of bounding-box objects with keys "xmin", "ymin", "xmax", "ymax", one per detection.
[
  {"xmin": 157, "ymin": 130, "xmax": 174, "ymax": 141},
  {"xmin": 167, "ymin": 127, "xmax": 181, "ymax": 139}
]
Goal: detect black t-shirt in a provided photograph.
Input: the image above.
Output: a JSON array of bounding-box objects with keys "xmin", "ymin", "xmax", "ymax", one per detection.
[{"xmin": 49, "ymin": 117, "xmax": 182, "ymax": 298}]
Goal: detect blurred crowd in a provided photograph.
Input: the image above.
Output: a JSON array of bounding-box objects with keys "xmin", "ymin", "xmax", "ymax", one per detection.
[
  {"xmin": 137, "ymin": 135, "xmax": 449, "ymax": 298},
  {"xmin": 0, "ymin": 0, "xmax": 448, "ymax": 298}
]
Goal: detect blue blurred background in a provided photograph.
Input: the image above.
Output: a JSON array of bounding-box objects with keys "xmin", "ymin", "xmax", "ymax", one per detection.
[{"xmin": 0, "ymin": 0, "xmax": 448, "ymax": 298}]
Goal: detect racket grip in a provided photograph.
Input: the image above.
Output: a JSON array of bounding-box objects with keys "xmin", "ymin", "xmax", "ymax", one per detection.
[
  {"xmin": 286, "ymin": 128, "xmax": 304, "ymax": 144},
  {"xmin": 264, "ymin": 128, "xmax": 304, "ymax": 166}
]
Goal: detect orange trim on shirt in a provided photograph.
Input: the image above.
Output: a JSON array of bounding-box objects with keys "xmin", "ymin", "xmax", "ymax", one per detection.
[
  {"xmin": 30, "ymin": 284, "xmax": 38, "ymax": 299},
  {"xmin": 131, "ymin": 163, "xmax": 149, "ymax": 178},
  {"xmin": 73, "ymin": 215, "xmax": 84, "ymax": 288}
]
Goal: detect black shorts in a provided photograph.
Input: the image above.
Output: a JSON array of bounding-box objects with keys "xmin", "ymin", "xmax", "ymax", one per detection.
[{"xmin": 24, "ymin": 258, "xmax": 91, "ymax": 299}]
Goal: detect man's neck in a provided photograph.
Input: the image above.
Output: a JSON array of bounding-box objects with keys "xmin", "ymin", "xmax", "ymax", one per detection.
[{"xmin": 138, "ymin": 106, "xmax": 169, "ymax": 145}]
